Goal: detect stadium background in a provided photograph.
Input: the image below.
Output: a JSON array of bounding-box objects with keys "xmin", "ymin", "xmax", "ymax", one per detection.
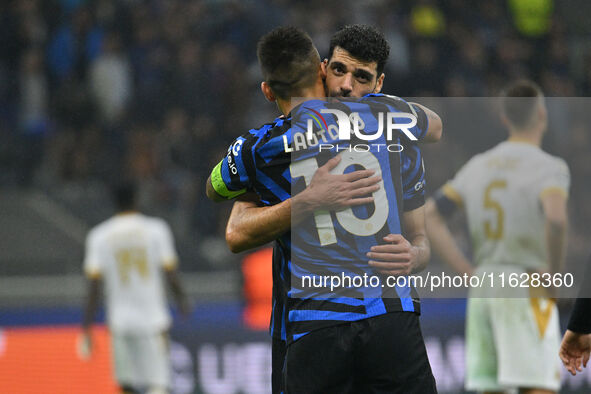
[{"xmin": 1, "ymin": 0, "xmax": 591, "ymax": 392}]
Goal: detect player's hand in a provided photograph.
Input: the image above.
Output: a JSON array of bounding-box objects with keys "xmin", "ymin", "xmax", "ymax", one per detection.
[
  {"xmin": 366, "ymin": 234, "xmax": 419, "ymax": 276},
  {"xmin": 77, "ymin": 329, "xmax": 93, "ymax": 360},
  {"xmin": 297, "ymin": 155, "xmax": 381, "ymax": 211},
  {"xmin": 559, "ymin": 330, "xmax": 591, "ymax": 376}
]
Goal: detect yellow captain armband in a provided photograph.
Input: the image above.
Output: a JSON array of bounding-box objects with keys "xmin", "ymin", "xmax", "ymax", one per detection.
[{"xmin": 211, "ymin": 160, "xmax": 247, "ymax": 199}]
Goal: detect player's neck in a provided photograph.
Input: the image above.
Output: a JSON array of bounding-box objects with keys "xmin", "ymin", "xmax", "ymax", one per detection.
[
  {"xmin": 277, "ymin": 82, "xmax": 326, "ymax": 116},
  {"xmin": 507, "ymin": 132, "xmax": 542, "ymax": 147},
  {"xmin": 116, "ymin": 210, "xmax": 139, "ymax": 216}
]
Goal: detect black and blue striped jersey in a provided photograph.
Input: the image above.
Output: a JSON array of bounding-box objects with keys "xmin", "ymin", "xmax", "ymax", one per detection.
[{"xmin": 210, "ymin": 94, "xmax": 428, "ymax": 343}]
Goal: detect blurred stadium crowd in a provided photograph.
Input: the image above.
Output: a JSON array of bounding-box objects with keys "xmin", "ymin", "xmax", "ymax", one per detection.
[{"xmin": 1, "ymin": 0, "xmax": 590, "ymax": 270}]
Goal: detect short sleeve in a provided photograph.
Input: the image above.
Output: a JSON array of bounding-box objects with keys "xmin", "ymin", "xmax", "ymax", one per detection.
[
  {"xmin": 83, "ymin": 231, "xmax": 102, "ymax": 279},
  {"xmin": 408, "ymin": 103, "xmax": 429, "ymax": 141},
  {"xmin": 538, "ymin": 158, "xmax": 570, "ymax": 200},
  {"xmin": 441, "ymin": 158, "xmax": 476, "ymax": 208},
  {"xmin": 401, "ymin": 143, "xmax": 426, "ymax": 211},
  {"xmin": 210, "ymin": 135, "xmax": 254, "ymax": 199},
  {"xmin": 382, "ymin": 95, "xmax": 429, "ymax": 141},
  {"xmin": 155, "ymin": 220, "xmax": 179, "ymax": 270}
]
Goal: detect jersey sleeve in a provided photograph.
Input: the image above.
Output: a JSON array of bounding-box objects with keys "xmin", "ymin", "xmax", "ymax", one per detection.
[
  {"xmin": 537, "ymin": 157, "xmax": 570, "ymax": 200},
  {"xmin": 401, "ymin": 143, "xmax": 426, "ymax": 211},
  {"xmin": 440, "ymin": 157, "xmax": 476, "ymax": 208},
  {"xmin": 155, "ymin": 220, "xmax": 179, "ymax": 270},
  {"xmin": 383, "ymin": 95, "xmax": 429, "ymax": 141},
  {"xmin": 83, "ymin": 230, "xmax": 102, "ymax": 279},
  {"xmin": 210, "ymin": 135, "xmax": 255, "ymax": 199}
]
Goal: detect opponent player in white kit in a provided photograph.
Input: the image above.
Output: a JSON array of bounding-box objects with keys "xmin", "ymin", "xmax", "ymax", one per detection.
[
  {"xmin": 81, "ymin": 181, "xmax": 188, "ymax": 394},
  {"xmin": 426, "ymin": 80, "xmax": 569, "ymax": 394}
]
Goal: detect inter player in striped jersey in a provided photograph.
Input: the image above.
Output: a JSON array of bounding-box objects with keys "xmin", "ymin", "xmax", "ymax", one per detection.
[
  {"xmin": 222, "ymin": 24, "xmax": 441, "ymax": 393},
  {"xmin": 206, "ymin": 27, "xmax": 439, "ymax": 392}
]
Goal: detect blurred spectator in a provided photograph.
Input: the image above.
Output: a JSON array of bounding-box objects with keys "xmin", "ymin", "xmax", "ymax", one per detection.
[
  {"xmin": 89, "ymin": 31, "xmax": 131, "ymax": 125},
  {"xmin": 18, "ymin": 48, "xmax": 49, "ymax": 185},
  {"xmin": 410, "ymin": 0, "xmax": 446, "ymax": 38},
  {"xmin": 508, "ymin": 0, "xmax": 554, "ymax": 37},
  {"xmin": 19, "ymin": 48, "xmax": 49, "ymax": 135},
  {"xmin": 47, "ymin": 6, "xmax": 103, "ymax": 81}
]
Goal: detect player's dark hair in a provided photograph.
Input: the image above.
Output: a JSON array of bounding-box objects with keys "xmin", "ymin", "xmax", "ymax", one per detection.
[
  {"xmin": 501, "ymin": 79, "xmax": 544, "ymax": 129},
  {"xmin": 328, "ymin": 24, "xmax": 390, "ymax": 75},
  {"xmin": 113, "ymin": 180, "xmax": 137, "ymax": 211},
  {"xmin": 257, "ymin": 26, "xmax": 320, "ymax": 100}
]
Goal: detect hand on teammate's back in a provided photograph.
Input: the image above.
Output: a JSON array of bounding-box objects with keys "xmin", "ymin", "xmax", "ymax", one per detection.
[
  {"xmin": 296, "ymin": 155, "xmax": 381, "ymax": 211},
  {"xmin": 366, "ymin": 234, "xmax": 420, "ymax": 276}
]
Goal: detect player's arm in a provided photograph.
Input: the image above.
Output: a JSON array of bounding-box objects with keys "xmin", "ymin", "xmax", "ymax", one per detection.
[
  {"xmin": 82, "ymin": 276, "xmax": 101, "ymax": 333},
  {"xmin": 206, "ymin": 136, "xmax": 251, "ymax": 203},
  {"xmin": 164, "ymin": 267, "xmax": 189, "ymax": 317},
  {"xmin": 560, "ymin": 255, "xmax": 591, "ymax": 375},
  {"xmin": 206, "ymin": 163, "xmax": 247, "ymax": 202},
  {"xmin": 366, "ymin": 207, "xmax": 430, "ymax": 276},
  {"xmin": 367, "ymin": 145, "xmax": 431, "ymax": 275},
  {"xmin": 80, "ymin": 231, "xmax": 103, "ymax": 356},
  {"xmin": 225, "ymin": 156, "xmax": 381, "ymax": 253},
  {"xmin": 157, "ymin": 222, "xmax": 190, "ymax": 317},
  {"xmin": 402, "ymin": 206, "xmax": 430, "ymax": 273},
  {"xmin": 540, "ymin": 189, "xmax": 568, "ymax": 275},
  {"xmin": 383, "ymin": 96, "xmax": 442, "ymax": 143},
  {"xmin": 425, "ymin": 188, "xmax": 474, "ymax": 276},
  {"xmin": 80, "ymin": 274, "xmax": 101, "ymax": 358},
  {"xmin": 408, "ymin": 102, "xmax": 442, "ymax": 143},
  {"xmin": 226, "ymin": 200, "xmax": 290, "ymax": 253}
]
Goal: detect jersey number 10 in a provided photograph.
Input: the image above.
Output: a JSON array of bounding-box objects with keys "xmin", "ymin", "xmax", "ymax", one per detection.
[{"xmin": 290, "ymin": 151, "xmax": 389, "ymax": 246}]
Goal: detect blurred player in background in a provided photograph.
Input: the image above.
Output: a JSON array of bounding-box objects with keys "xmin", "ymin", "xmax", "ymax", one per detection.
[
  {"xmin": 81, "ymin": 181, "xmax": 188, "ymax": 394},
  {"xmin": 222, "ymin": 24, "xmax": 442, "ymax": 393},
  {"xmin": 426, "ymin": 80, "xmax": 569, "ymax": 394},
  {"xmin": 207, "ymin": 26, "xmax": 439, "ymax": 392}
]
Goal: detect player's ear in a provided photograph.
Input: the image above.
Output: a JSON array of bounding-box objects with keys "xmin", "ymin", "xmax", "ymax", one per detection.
[
  {"xmin": 261, "ymin": 82, "xmax": 276, "ymax": 102},
  {"xmin": 319, "ymin": 62, "xmax": 327, "ymax": 80},
  {"xmin": 374, "ymin": 73, "xmax": 385, "ymax": 93},
  {"xmin": 320, "ymin": 59, "xmax": 328, "ymax": 77}
]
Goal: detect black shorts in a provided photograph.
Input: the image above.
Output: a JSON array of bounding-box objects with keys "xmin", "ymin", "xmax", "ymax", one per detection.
[
  {"xmin": 284, "ymin": 312, "xmax": 437, "ymax": 394},
  {"xmin": 272, "ymin": 337, "xmax": 287, "ymax": 394}
]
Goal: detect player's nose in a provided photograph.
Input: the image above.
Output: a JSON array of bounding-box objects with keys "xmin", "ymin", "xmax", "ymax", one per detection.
[{"xmin": 340, "ymin": 74, "xmax": 353, "ymax": 96}]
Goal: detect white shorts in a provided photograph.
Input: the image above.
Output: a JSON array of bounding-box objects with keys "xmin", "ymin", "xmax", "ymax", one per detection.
[
  {"xmin": 465, "ymin": 293, "xmax": 561, "ymax": 392},
  {"xmin": 111, "ymin": 330, "xmax": 170, "ymax": 390}
]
